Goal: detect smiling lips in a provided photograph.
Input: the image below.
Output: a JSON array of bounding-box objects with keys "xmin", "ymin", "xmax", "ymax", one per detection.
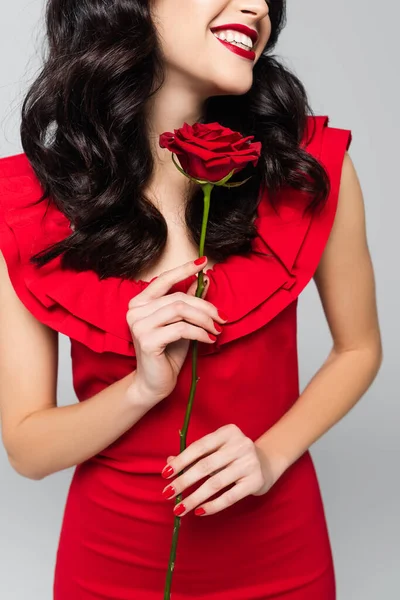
[
  {"xmin": 212, "ymin": 34, "xmax": 256, "ymax": 61},
  {"xmin": 210, "ymin": 24, "xmax": 258, "ymax": 61},
  {"xmin": 210, "ymin": 23, "xmax": 259, "ymax": 45}
]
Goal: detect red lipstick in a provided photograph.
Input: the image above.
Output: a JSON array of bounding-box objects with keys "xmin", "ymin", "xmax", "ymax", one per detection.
[
  {"xmin": 213, "ymin": 37, "xmax": 255, "ymax": 61},
  {"xmin": 210, "ymin": 24, "xmax": 258, "ymax": 62},
  {"xmin": 211, "ymin": 24, "xmax": 258, "ymax": 45}
]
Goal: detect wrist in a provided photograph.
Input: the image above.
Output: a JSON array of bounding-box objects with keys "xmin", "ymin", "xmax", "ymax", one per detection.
[
  {"xmin": 254, "ymin": 440, "xmax": 290, "ymax": 487},
  {"xmin": 124, "ymin": 370, "xmax": 156, "ymax": 410}
]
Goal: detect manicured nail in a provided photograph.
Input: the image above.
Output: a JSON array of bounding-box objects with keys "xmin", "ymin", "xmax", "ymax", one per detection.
[
  {"xmin": 162, "ymin": 465, "xmax": 175, "ymax": 478},
  {"xmin": 194, "ymin": 256, "xmax": 207, "ymax": 265},
  {"xmin": 214, "ymin": 322, "xmax": 223, "ymax": 333},
  {"xmin": 194, "ymin": 507, "xmax": 206, "ymax": 516},
  {"xmin": 207, "ymin": 332, "xmax": 217, "ymax": 341},
  {"xmin": 162, "ymin": 485, "xmax": 176, "ymax": 500},
  {"xmin": 173, "ymin": 503, "xmax": 186, "ymax": 516},
  {"xmin": 217, "ymin": 309, "xmax": 229, "ymax": 321}
]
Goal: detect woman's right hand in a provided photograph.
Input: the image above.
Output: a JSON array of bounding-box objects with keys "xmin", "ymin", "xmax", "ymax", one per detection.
[{"xmin": 125, "ymin": 257, "xmax": 228, "ymax": 408}]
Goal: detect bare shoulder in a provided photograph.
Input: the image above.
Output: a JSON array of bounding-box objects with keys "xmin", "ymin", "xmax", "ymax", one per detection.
[
  {"xmin": 315, "ymin": 152, "xmax": 368, "ymax": 284},
  {"xmin": 330, "ymin": 152, "xmax": 366, "ymax": 243},
  {"xmin": 313, "ymin": 152, "xmax": 382, "ymax": 354}
]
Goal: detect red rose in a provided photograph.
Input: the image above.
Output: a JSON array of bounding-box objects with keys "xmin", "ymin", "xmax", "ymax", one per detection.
[{"xmin": 159, "ymin": 122, "xmax": 262, "ymax": 183}]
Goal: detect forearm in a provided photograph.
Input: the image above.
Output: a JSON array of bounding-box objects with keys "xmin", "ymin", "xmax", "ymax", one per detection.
[
  {"xmin": 7, "ymin": 370, "xmax": 151, "ymax": 480},
  {"xmin": 255, "ymin": 345, "xmax": 383, "ymax": 479}
]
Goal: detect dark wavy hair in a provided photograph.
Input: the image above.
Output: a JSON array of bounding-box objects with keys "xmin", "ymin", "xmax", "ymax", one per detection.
[{"xmin": 21, "ymin": 0, "xmax": 330, "ymax": 280}]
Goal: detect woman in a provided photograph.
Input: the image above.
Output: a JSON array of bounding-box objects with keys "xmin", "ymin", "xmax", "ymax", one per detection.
[{"xmin": 0, "ymin": 0, "xmax": 382, "ymax": 598}]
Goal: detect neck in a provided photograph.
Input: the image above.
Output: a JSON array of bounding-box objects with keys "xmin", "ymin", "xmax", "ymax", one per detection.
[{"xmin": 144, "ymin": 77, "xmax": 206, "ymax": 203}]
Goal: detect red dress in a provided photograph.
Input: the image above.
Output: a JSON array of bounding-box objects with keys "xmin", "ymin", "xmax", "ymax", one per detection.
[{"xmin": 0, "ymin": 115, "xmax": 352, "ymax": 599}]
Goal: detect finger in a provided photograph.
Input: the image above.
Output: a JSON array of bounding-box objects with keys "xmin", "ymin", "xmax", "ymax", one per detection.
[
  {"xmin": 195, "ymin": 479, "xmax": 251, "ymax": 516},
  {"xmin": 126, "ymin": 288, "xmax": 227, "ymax": 339},
  {"xmin": 130, "ymin": 257, "xmax": 208, "ymax": 306},
  {"xmin": 127, "ymin": 285, "xmax": 226, "ymax": 332},
  {"xmin": 162, "ymin": 427, "xmax": 229, "ymax": 480},
  {"xmin": 171, "ymin": 462, "xmax": 246, "ymax": 517},
  {"xmin": 141, "ymin": 320, "xmax": 220, "ymax": 354},
  {"xmin": 133, "ymin": 295, "xmax": 222, "ymax": 340},
  {"xmin": 163, "ymin": 447, "xmax": 237, "ymax": 498},
  {"xmin": 130, "ymin": 300, "xmax": 217, "ymax": 341}
]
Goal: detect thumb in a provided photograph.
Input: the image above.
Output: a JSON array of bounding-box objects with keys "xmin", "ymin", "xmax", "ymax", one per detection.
[{"xmin": 187, "ymin": 275, "xmax": 209, "ymax": 298}]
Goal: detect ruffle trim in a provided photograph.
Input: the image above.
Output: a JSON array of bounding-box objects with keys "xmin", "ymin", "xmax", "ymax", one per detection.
[{"xmin": 0, "ymin": 116, "xmax": 352, "ymax": 356}]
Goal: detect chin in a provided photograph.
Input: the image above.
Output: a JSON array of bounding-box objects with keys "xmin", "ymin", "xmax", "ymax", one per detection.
[{"xmin": 208, "ymin": 74, "xmax": 253, "ymax": 97}]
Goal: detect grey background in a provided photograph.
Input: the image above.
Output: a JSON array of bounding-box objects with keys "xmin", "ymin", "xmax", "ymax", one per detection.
[{"xmin": 0, "ymin": 1, "xmax": 398, "ymax": 598}]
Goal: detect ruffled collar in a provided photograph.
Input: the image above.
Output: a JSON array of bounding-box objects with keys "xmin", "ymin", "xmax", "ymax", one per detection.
[{"xmin": 1, "ymin": 116, "xmax": 328, "ymax": 357}]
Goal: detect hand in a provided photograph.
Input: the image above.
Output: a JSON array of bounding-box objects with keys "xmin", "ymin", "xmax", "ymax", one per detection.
[
  {"xmin": 160, "ymin": 423, "xmax": 282, "ymax": 517},
  {"xmin": 126, "ymin": 257, "xmax": 228, "ymax": 408}
]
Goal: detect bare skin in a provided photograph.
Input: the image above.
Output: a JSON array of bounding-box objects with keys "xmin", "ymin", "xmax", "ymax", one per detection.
[{"xmin": 135, "ymin": 187, "xmax": 220, "ymax": 282}]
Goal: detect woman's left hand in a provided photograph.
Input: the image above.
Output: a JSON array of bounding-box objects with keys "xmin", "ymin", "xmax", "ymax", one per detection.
[{"xmin": 160, "ymin": 423, "xmax": 284, "ymax": 517}]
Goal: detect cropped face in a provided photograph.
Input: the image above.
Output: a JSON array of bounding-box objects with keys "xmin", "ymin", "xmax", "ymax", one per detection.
[{"xmin": 150, "ymin": 0, "xmax": 272, "ymax": 98}]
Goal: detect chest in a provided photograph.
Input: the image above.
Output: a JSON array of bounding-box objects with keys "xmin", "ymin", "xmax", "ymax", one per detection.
[{"xmin": 135, "ymin": 221, "xmax": 218, "ymax": 283}]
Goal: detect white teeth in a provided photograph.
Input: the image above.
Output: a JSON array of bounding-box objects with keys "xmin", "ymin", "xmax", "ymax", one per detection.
[{"xmin": 212, "ymin": 29, "xmax": 254, "ymax": 50}]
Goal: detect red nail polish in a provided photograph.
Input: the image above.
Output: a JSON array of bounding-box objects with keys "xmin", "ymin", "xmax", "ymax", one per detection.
[
  {"xmin": 214, "ymin": 322, "xmax": 223, "ymax": 333},
  {"xmin": 194, "ymin": 507, "xmax": 206, "ymax": 516},
  {"xmin": 173, "ymin": 503, "xmax": 186, "ymax": 516},
  {"xmin": 217, "ymin": 309, "xmax": 229, "ymax": 321},
  {"xmin": 162, "ymin": 465, "xmax": 174, "ymax": 478},
  {"xmin": 162, "ymin": 485, "xmax": 176, "ymax": 499},
  {"xmin": 207, "ymin": 332, "xmax": 217, "ymax": 341},
  {"xmin": 194, "ymin": 256, "xmax": 207, "ymax": 265}
]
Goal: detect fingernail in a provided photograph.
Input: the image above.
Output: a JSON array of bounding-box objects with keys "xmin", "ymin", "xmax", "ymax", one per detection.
[
  {"xmin": 173, "ymin": 503, "xmax": 186, "ymax": 516},
  {"xmin": 194, "ymin": 507, "xmax": 206, "ymax": 516},
  {"xmin": 214, "ymin": 322, "xmax": 223, "ymax": 333},
  {"xmin": 162, "ymin": 465, "xmax": 175, "ymax": 478},
  {"xmin": 194, "ymin": 256, "xmax": 207, "ymax": 265},
  {"xmin": 207, "ymin": 332, "xmax": 217, "ymax": 341},
  {"xmin": 162, "ymin": 485, "xmax": 176, "ymax": 499},
  {"xmin": 217, "ymin": 309, "xmax": 229, "ymax": 322}
]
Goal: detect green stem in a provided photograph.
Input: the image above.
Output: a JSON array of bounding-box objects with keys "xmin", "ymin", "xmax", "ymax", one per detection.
[{"xmin": 163, "ymin": 182, "xmax": 213, "ymax": 599}]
